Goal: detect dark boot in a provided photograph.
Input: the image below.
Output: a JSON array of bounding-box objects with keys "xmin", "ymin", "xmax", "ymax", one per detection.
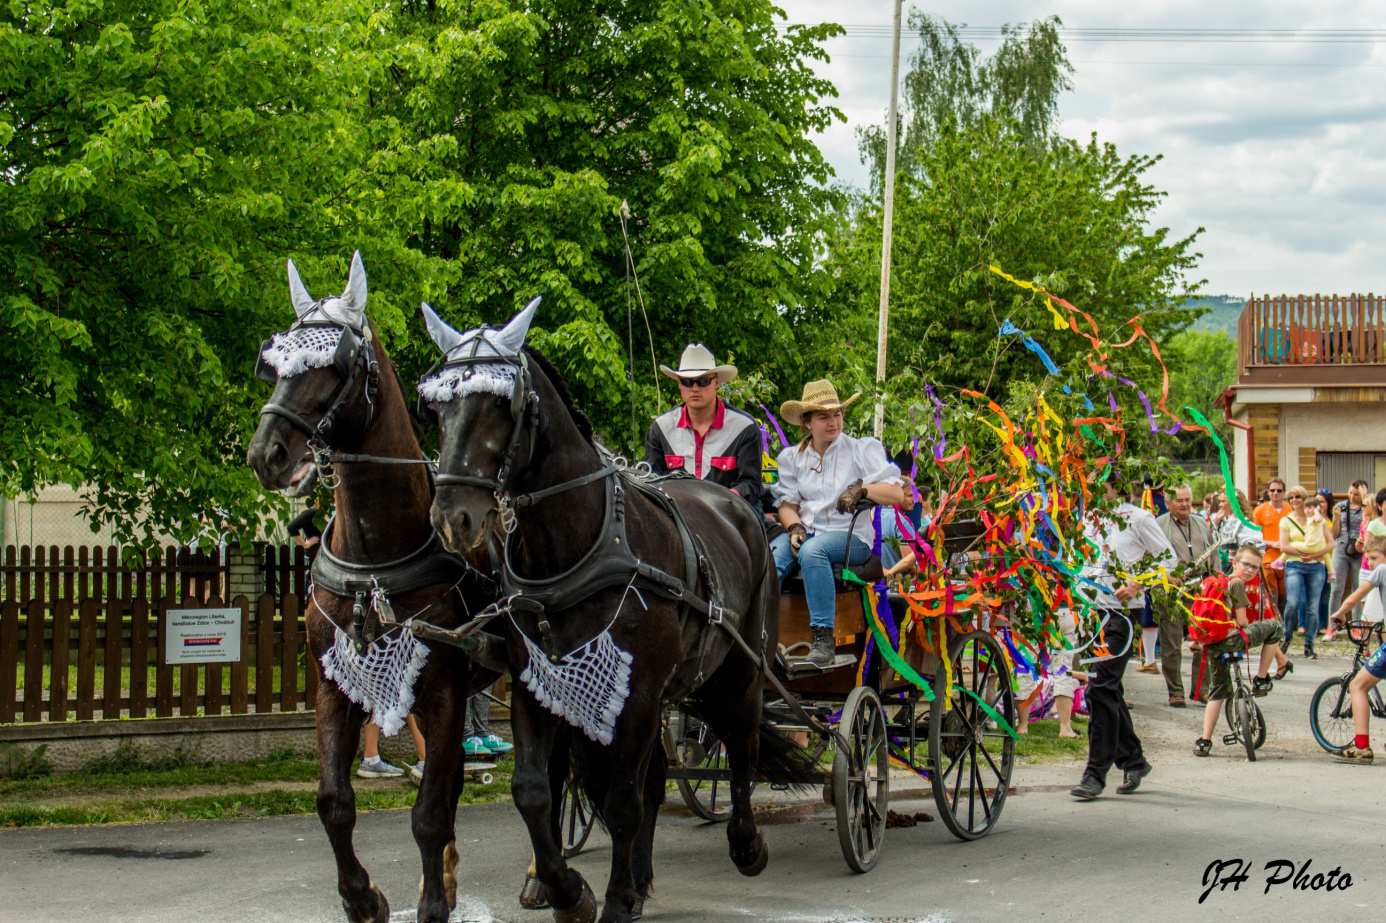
[{"xmin": 809, "ymin": 626, "xmax": 835, "ymax": 667}]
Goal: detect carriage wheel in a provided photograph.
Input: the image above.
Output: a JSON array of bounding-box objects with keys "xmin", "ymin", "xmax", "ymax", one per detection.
[
  {"xmin": 559, "ymin": 768, "xmax": 595, "ymax": 858},
  {"xmin": 672, "ymin": 713, "xmax": 734, "ymax": 822},
  {"xmin": 832, "ymin": 686, "xmax": 889, "ymax": 873},
  {"xmin": 928, "ymin": 629, "xmax": 1016, "ymax": 842}
]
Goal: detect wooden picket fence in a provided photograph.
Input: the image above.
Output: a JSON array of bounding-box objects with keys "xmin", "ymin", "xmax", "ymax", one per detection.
[
  {"xmin": 0, "ymin": 592, "xmax": 316, "ymax": 725},
  {"xmin": 1, "ymin": 543, "xmax": 311, "ymax": 605}
]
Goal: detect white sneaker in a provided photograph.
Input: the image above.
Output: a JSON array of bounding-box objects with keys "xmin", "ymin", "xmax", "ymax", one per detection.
[
  {"xmin": 357, "ymin": 756, "xmax": 405, "ymax": 779},
  {"xmin": 409, "ymin": 760, "xmax": 425, "ymax": 782}
]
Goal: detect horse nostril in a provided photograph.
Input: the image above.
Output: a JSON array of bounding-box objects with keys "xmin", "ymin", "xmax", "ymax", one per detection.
[{"xmin": 264, "ymin": 440, "xmax": 288, "ymax": 472}]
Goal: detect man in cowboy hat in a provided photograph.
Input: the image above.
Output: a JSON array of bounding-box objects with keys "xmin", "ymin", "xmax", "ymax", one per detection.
[
  {"xmin": 772, "ymin": 379, "xmax": 905, "ymax": 667},
  {"xmin": 644, "ymin": 343, "xmax": 763, "ymax": 507}
]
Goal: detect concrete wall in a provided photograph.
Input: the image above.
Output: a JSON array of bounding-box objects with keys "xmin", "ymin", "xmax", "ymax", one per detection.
[
  {"xmin": 0, "ymin": 713, "xmax": 513, "ymax": 773},
  {"xmin": 2, "ymin": 485, "xmax": 120, "ymax": 548},
  {"xmin": 3, "ymin": 484, "xmax": 304, "ymax": 550}
]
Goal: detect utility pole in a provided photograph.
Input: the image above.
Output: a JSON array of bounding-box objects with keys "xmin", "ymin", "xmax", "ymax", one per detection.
[{"xmin": 873, "ymin": 0, "xmax": 904, "ymax": 440}]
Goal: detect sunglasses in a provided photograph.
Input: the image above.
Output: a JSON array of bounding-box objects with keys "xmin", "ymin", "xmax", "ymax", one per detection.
[
  {"xmin": 678, "ymin": 375, "xmax": 717, "ymax": 389},
  {"xmin": 1268, "ymin": 487, "xmax": 1284, "ymax": 493}
]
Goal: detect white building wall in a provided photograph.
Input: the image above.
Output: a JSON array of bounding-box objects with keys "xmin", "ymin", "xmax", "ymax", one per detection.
[{"xmin": 1278, "ymin": 403, "xmax": 1386, "ymax": 486}]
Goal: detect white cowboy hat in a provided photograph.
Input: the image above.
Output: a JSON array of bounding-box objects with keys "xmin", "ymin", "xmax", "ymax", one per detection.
[
  {"xmin": 779, "ymin": 379, "xmax": 862, "ymax": 427},
  {"xmin": 658, "ymin": 343, "xmax": 737, "ymax": 385}
]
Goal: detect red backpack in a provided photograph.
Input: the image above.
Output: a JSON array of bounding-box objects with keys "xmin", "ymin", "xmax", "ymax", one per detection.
[{"xmin": 1188, "ymin": 574, "xmax": 1236, "ymax": 645}]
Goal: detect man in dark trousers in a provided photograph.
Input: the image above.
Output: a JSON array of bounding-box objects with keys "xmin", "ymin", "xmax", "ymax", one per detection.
[
  {"xmin": 1155, "ymin": 485, "xmax": 1215, "ymax": 707},
  {"xmin": 1072, "ymin": 473, "xmax": 1176, "ymax": 801},
  {"xmin": 1328, "ymin": 479, "xmax": 1369, "ymax": 630},
  {"xmin": 644, "ymin": 343, "xmax": 762, "ymax": 508},
  {"xmin": 286, "ymin": 496, "xmax": 323, "ymax": 556}
]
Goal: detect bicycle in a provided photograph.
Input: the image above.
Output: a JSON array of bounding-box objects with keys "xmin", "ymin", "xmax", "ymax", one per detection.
[
  {"xmin": 1309, "ymin": 620, "xmax": 1386, "ymax": 754},
  {"xmin": 1218, "ymin": 647, "xmax": 1267, "ymax": 761}
]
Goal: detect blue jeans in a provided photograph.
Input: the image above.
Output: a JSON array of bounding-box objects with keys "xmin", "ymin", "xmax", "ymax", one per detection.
[
  {"xmin": 1284, "ymin": 561, "xmax": 1327, "ymax": 652},
  {"xmin": 771, "ymin": 530, "xmax": 884, "ymax": 629}
]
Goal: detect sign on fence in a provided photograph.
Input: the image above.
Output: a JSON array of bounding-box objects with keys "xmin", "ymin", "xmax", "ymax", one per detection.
[{"xmin": 164, "ymin": 607, "xmax": 242, "ymax": 664}]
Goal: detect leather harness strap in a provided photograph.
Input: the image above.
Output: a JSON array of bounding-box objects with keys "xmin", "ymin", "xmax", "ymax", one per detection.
[{"xmin": 500, "ymin": 469, "xmax": 735, "ymax": 629}]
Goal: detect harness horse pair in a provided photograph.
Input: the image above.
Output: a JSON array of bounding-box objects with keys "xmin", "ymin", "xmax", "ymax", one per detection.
[{"xmin": 249, "ymin": 254, "xmax": 1018, "ymax": 923}]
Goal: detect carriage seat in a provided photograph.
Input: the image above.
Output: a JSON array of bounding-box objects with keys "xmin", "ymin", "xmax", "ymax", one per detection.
[{"xmin": 779, "ymin": 555, "xmax": 884, "ymax": 597}]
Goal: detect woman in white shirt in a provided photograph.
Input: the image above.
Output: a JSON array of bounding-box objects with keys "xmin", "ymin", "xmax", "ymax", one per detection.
[{"xmin": 772, "ymin": 380, "xmax": 905, "ymax": 667}]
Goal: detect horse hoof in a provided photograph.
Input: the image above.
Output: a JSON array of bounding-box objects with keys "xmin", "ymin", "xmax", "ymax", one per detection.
[
  {"xmin": 734, "ymin": 837, "xmax": 769, "ymax": 877},
  {"xmin": 552, "ymin": 880, "xmax": 597, "ymax": 923},
  {"xmin": 443, "ymin": 841, "xmax": 459, "ymax": 909},
  {"xmin": 519, "ymin": 872, "xmax": 551, "ymax": 909},
  {"xmin": 344, "ymin": 884, "xmax": 390, "ymax": 923}
]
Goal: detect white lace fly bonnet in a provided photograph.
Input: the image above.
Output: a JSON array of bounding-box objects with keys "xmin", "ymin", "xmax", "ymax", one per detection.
[
  {"xmin": 417, "ymin": 297, "xmax": 541, "ymax": 403},
  {"xmin": 259, "ymin": 252, "xmax": 371, "ymax": 379}
]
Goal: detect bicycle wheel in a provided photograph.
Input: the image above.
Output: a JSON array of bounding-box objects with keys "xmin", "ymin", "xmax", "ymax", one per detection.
[
  {"xmin": 1309, "ymin": 675, "xmax": 1354, "ymax": 753},
  {"xmin": 1236, "ymin": 691, "xmax": 1257, "ymax": 762},
  {"xmin": 672, "ymin": 713, "xmax": 733, "ymax": 822},
  {"xmin": 1249, "ymin": 700, "xmax": 1267, "ymax": 751}
]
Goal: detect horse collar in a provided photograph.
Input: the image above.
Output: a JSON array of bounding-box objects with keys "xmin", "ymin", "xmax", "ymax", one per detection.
[{"xmin": 311, "ymin": 517, "xmax": 471, "ymax": 599}]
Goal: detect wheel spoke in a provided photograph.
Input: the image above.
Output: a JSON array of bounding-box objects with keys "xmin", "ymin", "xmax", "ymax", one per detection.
[
  {"xmin": 978, "ymin": 737, "xmax": 1006, "ymax": 783},
  {"xmin": 972, "ymin": 747, "xmax": 994, "ymax": 822}
]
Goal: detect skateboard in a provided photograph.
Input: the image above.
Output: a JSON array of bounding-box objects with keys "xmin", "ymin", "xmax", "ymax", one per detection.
[{"xmin": 406, "ymin": 761, "xmax": 498, "ymax": 786}]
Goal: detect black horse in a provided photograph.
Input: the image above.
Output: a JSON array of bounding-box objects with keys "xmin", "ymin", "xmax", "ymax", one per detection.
[
  {"xmin": 246, "ymin": 253, "xmax": 497, "ymax": 923},
  {"xmin": 418, "ymin": 302, "xmax": 816, "ymax": 923}
]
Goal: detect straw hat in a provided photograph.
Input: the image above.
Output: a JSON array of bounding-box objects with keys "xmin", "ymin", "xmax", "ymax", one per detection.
[
  {"xmin": 780, "ymin": 380, "xmax": 862, "ymax": 427},
  {"xmin": 658, "ymin": 343, "xmax": 738, "ymax": 384}
]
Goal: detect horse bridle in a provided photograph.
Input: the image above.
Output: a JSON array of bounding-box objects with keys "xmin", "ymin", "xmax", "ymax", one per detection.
[
  {"xmin": 256, "ymin": 316, "xmax": 382, "ymax": 481},
  {"xmin": 428, "ymin": 334, "xmax": 541, "ymax": 503},
  {"xmin": 429, "ymin": 338, "xmax": 620, "ymax": 531}
]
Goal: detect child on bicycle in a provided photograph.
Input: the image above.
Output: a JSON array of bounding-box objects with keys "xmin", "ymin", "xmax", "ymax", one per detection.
[
  {"xmin": 1192, "ymin": 543, "xmax": 1285, "ymax": 757},
  {"xmin": 1324, "ymin": 532, "xmax": 1386, "ymax": 764}
]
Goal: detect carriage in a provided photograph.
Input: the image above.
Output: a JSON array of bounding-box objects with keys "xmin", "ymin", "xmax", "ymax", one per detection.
[
  {"xmin": 253, "ymin": 267, "xmax": 1024, "ymax": 922},
  {"xmin": 558, "ymin": 513, "xmax": 1019, "ymax": 874}
]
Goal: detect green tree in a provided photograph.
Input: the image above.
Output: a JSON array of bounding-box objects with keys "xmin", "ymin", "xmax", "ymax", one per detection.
[
  {"xmin": 812, "ymin": 17, "xmax": 1204, "ymax": 457},
  {"xmin": 367, "ymin": 0, "xmax": 844, "ymax": 450},
  {"xmin": 2, "ymin": 0, "xmax": 845, "ymax": 542},
  {"xmin": 1, "ymin": 0, "xmax": 414, "ymax": 544},
  {"xmin": 1165, "ymin": 329, "xmax": 1238, "ymax": 459},
  {"xmin": 858, "ymin": 13, "xmax": 1073, "ymax": 189}
]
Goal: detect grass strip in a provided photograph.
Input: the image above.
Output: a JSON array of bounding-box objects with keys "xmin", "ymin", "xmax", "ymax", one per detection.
[
  {"xmin": 0, "ymin": 773, "xmax": 513, "ymax": 828},
  {"xmin": 1014, "ymin": 718, "xmax": 1089, "ymax": 763},
  {"xmin": 0, "ymin": 753, "xmax": 321, "ymax": 799}
]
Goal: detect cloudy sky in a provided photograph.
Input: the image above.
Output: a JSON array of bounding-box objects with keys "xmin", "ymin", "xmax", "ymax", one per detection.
[{"xmin": 779, "ymin": 1, "xmax": 1386, "ymax": 298}]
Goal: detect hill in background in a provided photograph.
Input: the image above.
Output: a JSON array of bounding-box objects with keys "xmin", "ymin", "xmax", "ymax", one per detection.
[{"xmin": 1182, "ymin": 295, "xmax": 1243, "ymax": 337}]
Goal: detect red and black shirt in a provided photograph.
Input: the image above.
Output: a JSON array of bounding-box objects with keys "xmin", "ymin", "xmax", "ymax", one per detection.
[{"xmin": 644, "ymin": 400, "xmax": 762, "ymax": 506}]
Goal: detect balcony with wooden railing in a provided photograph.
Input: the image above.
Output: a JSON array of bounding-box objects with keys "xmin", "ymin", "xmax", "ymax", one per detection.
[{"xmin": 1237, "ymin": 294, "xmax": 1386, "ymax": 386}]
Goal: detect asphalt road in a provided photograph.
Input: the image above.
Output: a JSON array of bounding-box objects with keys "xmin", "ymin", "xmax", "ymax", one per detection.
[{"xmin": 4, "ymin": 649, "xmax": 1383, "ymax": 923}]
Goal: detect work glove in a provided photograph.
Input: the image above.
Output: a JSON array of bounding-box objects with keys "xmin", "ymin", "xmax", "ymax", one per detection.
[
  {"xmin": 788, "ymin": 523, "xmax": 808, "ymax": 554},
  {"xmin": 835, "ymin": 479, "xmax": 868, "ymax": 514}
]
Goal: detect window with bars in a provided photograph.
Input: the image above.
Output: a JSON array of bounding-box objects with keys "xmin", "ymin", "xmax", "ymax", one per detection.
[{"xmin": 1316, "ymin": 452, "xmax": 1386, "ymax": 494}]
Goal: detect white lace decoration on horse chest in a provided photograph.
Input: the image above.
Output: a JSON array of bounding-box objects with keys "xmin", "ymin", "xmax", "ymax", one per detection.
[
  {"xmin": 516, "ymin": 583, "xmax": 642, "ymax": 746},
  {"xmin": 318, "ymin": 591, "xmax": 428, "ymax": 738},
  {"xmin": 260, "ymin": 326, "xmax": 343, "ymax": 378}
]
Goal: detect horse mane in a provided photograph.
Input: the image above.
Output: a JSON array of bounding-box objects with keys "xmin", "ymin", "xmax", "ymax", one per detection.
[{"xmin": 523, "ymin": 345, "xmax": 594, "ymax": 445}]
